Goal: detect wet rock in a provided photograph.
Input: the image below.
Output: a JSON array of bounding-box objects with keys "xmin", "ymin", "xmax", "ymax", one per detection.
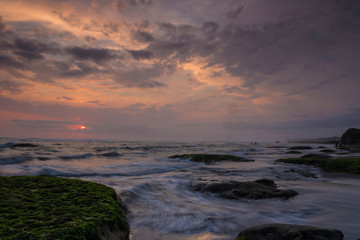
[
  {"xmin": 191, "ymin": 179, "xmax": 298, "ymax": 200},
  {"xmin": 101, "ymin": 151, "xmax": 122, "ymax": 157},
  {"xmin": 11, "ymin": 143, "xmax": 38, "ymax": 148},
  {"xmin": 288, "ymin": 146, "xmax": 313, "ymax": 150},
  {"xmin": 341, "ymin": 128, "xmax": 360, "ymax": 145},
  {"xmin": 169, "ymin": 154, "xmax": 254, "ymax": 164},
  {"xmin": 286, "ymin": 150, "xmax": 302, "ymax": 154},
  {"xmin": 236, "ymin": 223, "xmax": 343, "ymax": 240},
  {"xmin": 320, "ymin": 149, "xmax": 335, "ymax": 153},
  {"xmin": 300, "ymin": 153, "xmax": 332, "ymax": 159}
]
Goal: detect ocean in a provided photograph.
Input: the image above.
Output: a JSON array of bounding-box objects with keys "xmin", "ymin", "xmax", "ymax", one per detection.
[{"xmin": 1, "ymin": 139, "xmax": 359, "ymax": 240}]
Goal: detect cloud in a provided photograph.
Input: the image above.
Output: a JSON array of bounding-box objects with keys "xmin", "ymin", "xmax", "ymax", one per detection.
[
  {"xmin": 128, "ymin": 49, "xmax": 154, "ymax": 60},
  {"xmin": 201, "ymin": 21, "xmax": 219, "ymax": 40},
  {"xmin": 14, "ymin": 50, "xmax": 44, "ymax": 60},
  {"xmin": 55, "ymin": 61, "xmax": 98, "ymax": 78},
  {"xmin": 57, "ymin": 96, "xmax": 74, "ymax": 101},
  {"xmin": 2, "ymin": 38, "xmax": 61, "ymax": 61},
  {"xmin": 115, "ymin": 66, "xmax": 167, "ymax": 88},
  {"xmin": 0, "ymin": 16, "xmax": 9, "ymax": 32},
  {"xmin": 0, "ymin": 54, "xmax": 25, "ymax": 69},
  {"xmin": 12, "ymin": 119, "xmax": 76, "ymax": 129},
  {"xmin": 0, "ymin": 80, "xmax": 23, "ymax": 94},
  {"xmin": 86, "ymin": 100, "xmax": 109, "ymax": 107},
  {"xmin": 226, "ymin": 6, "xmax": 243, "ymax": 20},
  {"xmin": 65, "ymin": 46, "xmax": 115, "ymax": 64},
  {"xmin": 132, "ymin": 30, "xmax": 154, "ymax": 43}
]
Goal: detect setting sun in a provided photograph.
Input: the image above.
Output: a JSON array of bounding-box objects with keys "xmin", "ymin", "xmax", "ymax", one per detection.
[{"xmin": 80, "ymin": 126, "xmax": 86, "ymax": 130}]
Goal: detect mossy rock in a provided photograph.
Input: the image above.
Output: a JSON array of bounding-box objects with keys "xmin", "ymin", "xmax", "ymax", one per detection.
[
  {"xmin": 168, "ymin": 154, "xmax": 254, "ymax": 164},
  {"xmin": 0, "ymin": 176, "xmax": 130, "ymax": 240},
  {"xmin": 276, "ymin": 157, "xmax": 360, "ymax": 174}
]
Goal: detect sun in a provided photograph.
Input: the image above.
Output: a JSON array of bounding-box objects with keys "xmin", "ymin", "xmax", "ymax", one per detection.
[{"xmin": 80, "ymin": 125, "xmax": 86, "ymax": 130}]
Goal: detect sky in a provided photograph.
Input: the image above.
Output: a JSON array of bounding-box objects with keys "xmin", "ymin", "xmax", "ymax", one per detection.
[{"xmin": 0, "ymin": 0, "xmax": 359, "ymax": 142}]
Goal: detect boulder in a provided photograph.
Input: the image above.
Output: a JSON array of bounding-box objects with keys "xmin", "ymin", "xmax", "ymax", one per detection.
[
  {"xmin": 169, "ymin": 153, "xmax": 254, "ymax": 164},
  {"xmin": 300, "ymin": 153, "xmax": 332, "ymax": 159},
  {"xmin": 288, "ymin": 146, "xmax": 313, "ymax": 150},
  {"xmin": 341, "ymin": 128, "xmax": 360, "ymax": 145},
  {"xmin": 0, "ymin": 176, "xmax": 130, "ymax": 240},
  {"xmin": 190, "ymin": 179, "xmax": 298, "ymax": 200},
  {"xmin": 236, "ymin": 223, "xmax": 343, "ymax": 240}
]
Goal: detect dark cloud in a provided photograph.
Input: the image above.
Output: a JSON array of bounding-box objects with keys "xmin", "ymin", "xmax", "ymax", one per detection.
[
  {"xmin": 129, "ymin": 0, "xmax": 153, "ymax": 6},
  {"xmin": 103, "ymin": 22, "xmax": 119, "ymax": 33},
  {"xmin": 0, "ymin": 55, "xmax": 25, "ymax": 69},
  {"xmin": 112, "ymin": 0, "xmax": 127, "ymax": 10},
  {"xmin": 0, "ymin": 80, "xmax": 23, "ymax": 94},
  {"xmin": 132, "ymin": 30, "xmax": 154, "ymax": 43},
  {"xmin": 115, "ymin": 64, "xmax": 167, "ymax": 88},
  {"xmin": 128, "ymin": 49, "xmax": 154, "ymax": 60},
  {"xmin": 65, "ymin": 46, "xmax": 115, "ymax": 64},
  {"xmin": 13, "ymin": 50, "xmax": 44, "ymax": 60},
  {"xmin": 112, "ymin": 0, "xmax": 153, "ymax": 10},
  {"xmin": 55, "ymin": 61, "xmax": 98, "ymax": 78},
  {"xmin": 7, "ymin": 38, "xmax": 61, "ymax": 61},
  {"xmin": 226, "ymin": 6, "xmax": 244, "ymax": 20}
]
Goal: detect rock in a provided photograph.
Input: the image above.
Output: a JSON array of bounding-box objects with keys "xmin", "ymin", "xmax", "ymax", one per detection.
[
  {"xmin": 300, "ymin": 153, "xmax": 332, "ymax": 159},
  {"xmin": 101, "ymin": 151, "xmax": 122, "ymax": 157},
  {"xmin": 11, "ymin": 143, "xmax": 38, "ymax": 148},
  {"xmin": 190, "ymin": 179, "xmax": 298, "ymax": 200},
  {"xmin": 276, "ymin": 157, "xmax": 360, "ymax": 174},
  {"xmin": 288, "ymin": 146, "xmax": 313, "ymax": 150},
  {"xmin": 169, "ymin": 154, "xmax": 254, "ymax": 164},
  {"xmin": 236, "ymin": 223, "xmax": 343, "ymax": 240},
  {"xmin": 320, "ymin": 149, "xmax": 335, "ymax": 153},
  {"xmin": 286, "ymin": 150, "xmax": 302, "ymax": 154},
  {"xmin": 0, "ymin": 176, "xmax": 130, "ymax": 240},
  {"xmin": 341, "ymin": 128, "xmax": 360, "ymax": 145}
]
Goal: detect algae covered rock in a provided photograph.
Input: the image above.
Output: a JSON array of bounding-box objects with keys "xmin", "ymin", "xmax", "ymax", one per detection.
[
  {"xmin": 276, "ymin": 157, "xmax": 360, "ymax": 174},
  {"xmin": 236, "ymin": 223, "xmax": 343, "ymax": 240},
  {"xmin": 191, "ymin": 179, "xmax": 298, "ymax": 200},
  {"xmin": 0, "ymin": 176, "xmax": 130, "ymax": 240},
  {"xmin": 169, "ymin": 153, "xmax": 254, "ymax": 164}
]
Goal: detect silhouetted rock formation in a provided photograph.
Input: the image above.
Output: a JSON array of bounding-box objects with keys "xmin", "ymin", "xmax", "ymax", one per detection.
[{"xmin": 341, "ymin": 128, "xmax": 360, "ymax": 145}]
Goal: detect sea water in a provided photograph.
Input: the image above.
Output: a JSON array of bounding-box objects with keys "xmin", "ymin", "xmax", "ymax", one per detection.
[{"xmin": 0, "ymin": 139, "xmax": 359, "ymax": 240}]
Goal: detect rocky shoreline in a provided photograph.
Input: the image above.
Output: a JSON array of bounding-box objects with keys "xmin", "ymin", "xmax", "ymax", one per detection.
[{"xmin": 3, "ymin": 142, "xmax": 360, "ymax": 239}]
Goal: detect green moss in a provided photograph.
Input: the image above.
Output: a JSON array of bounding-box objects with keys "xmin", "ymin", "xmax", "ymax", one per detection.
[
  {"xmin": 276, "ymin": 157, "xmax": 360, "ymax": 174},
  {"xmin": 169, "ymin": 154, "xmax": 253, "ymax": 164},
  {"xmin": 0, "ymin": 176, "xmax": 129, "ymax": 240}
]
